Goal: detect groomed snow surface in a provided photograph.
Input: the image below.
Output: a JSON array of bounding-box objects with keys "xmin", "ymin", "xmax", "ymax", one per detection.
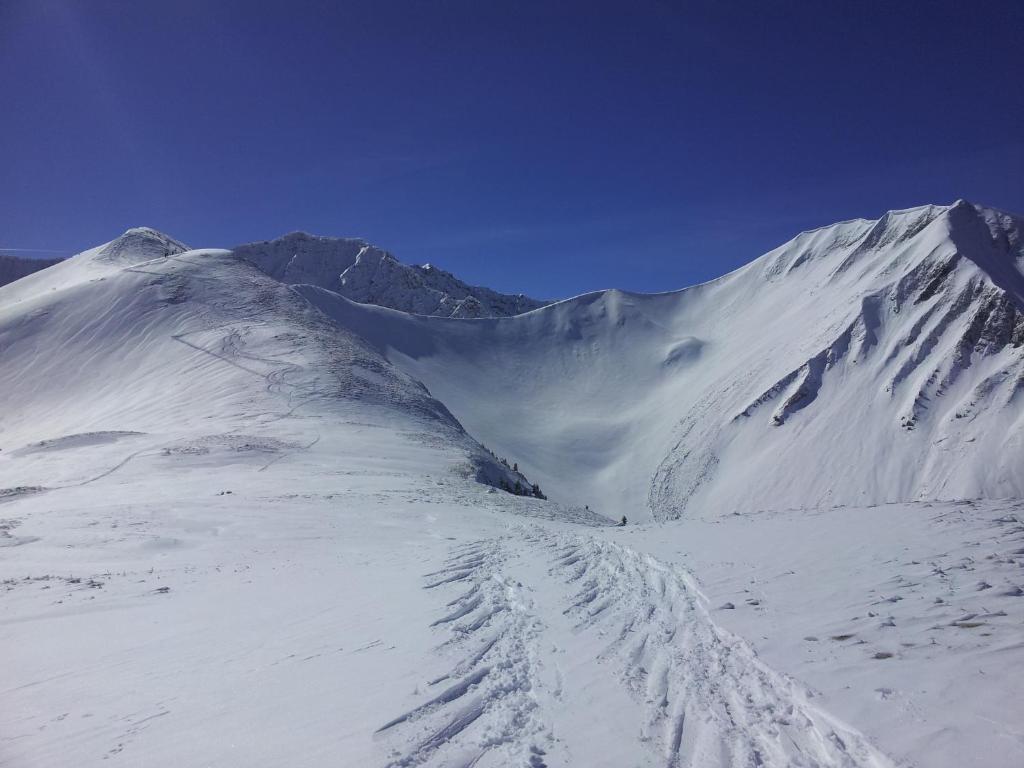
[{"xmin": 2, "ymin": 204, "xmax": 1023, "ymax": 767}]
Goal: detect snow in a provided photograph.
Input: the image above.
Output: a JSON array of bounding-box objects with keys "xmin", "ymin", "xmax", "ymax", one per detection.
[
  {"xmin": 646, "ymin": 500, "xmax": 1024, "ymax": 768},
  {"xmin": 234, "ymin": 232, "xmax": 546, "ymax": 318},
  {"xmin": 300, "ymin": 201, "xmax": 1024, "ymax": 521},
  {"xmin": 1, "ymin": 207, "xmax": 1023, "ymax": 767}
]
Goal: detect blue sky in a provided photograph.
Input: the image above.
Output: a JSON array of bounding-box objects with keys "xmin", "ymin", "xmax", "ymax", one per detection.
[{"xmin": 2, "ymin": 0, "xmax": 1022, "ymax": 298}]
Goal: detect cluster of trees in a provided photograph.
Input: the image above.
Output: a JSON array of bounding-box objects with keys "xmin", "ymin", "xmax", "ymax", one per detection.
[
  {"xmin": 497, "ymin": 477, "xmax": 546, "ymax": 500},
  {"xmin": 481, "ymin": 445, "xmax": 546, "ymax": 500}
]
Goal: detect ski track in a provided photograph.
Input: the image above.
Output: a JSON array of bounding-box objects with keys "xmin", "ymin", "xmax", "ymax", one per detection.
[
  {"xmin": 377, "ymin": 537, "xmax": 551, "ymax": 768},
  {"xmin": 377, "ymin": 529, "xmax": 896, "ymax": 768}
]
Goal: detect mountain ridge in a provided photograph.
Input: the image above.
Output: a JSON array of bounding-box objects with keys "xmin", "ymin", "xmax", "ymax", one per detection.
[
  {"xmin": 12, "ymin": 198, "xmax": 1020, "ymax": 315},
  {"xmin": 5, "ymin": 200, "xmax": 1023, "ymax": 521},
  {"xmin": 297, "ymin": 200, "xmax": 1024, "ymax": 520},
  {"xmin": 3, "ymin": 200, "xmax": 1023, "ymax": 767},
  {"xmin": 233, "ymin": 231, "xmax": 547, "ymax": 318}
]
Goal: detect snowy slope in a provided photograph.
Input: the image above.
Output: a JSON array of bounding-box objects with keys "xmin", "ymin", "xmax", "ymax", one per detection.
[
  {"xmin": 0, "ymin": 254, "xmax": 61, "ymax": 287},
  {"xmin": 303, "ymin": 201, "xmax": 1024, "ymax": 521},
  {"xmin": 0, "ymin": 228, "xmax": 530, "ymax": 492},
  {"xmin": 2, "ymin": 210, "xmax": 1023, "ymax": 768},
  {"xmin": 235, "ymin": 232, "xmax": 546, "ymax": 317}
]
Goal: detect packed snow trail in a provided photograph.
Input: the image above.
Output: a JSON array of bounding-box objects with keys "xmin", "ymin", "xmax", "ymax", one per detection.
[{"xmin": 377, "ymin": 527, "xmax": 896, "ymax": 768}]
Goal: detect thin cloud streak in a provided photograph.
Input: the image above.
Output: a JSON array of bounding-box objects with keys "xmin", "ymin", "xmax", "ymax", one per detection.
[{"xmin": 0, "ymin": 247, "xmax": 73, "ymax": 254}]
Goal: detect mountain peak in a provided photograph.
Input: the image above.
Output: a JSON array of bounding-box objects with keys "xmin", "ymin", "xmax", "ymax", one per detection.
[
  {"xmin": 91, "ymin": 227, "xmax": 190, "ymax": 265},
  {"xmin": 234, "ymin": 232, "xmax": 547, "ymax": 318},
  {"xmin": 121, "ymin": 225, "xmax": 174, "ymax": 238},
  {"xmin": 756, "ymin": 201, "xmax": 1023, "ymax": 298}
]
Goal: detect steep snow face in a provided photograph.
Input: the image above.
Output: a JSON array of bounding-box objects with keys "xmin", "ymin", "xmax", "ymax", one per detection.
[
  {"xmin": 234, "ymin": 232, "xmax": 545, "ymax": 317},
  {"xmin": 303, "ymin": 201, "xmax": 1024, "ymax": 521},
  {"xmin": 0, "ymin": 254, "xmax": 61, "ymax": 288}
]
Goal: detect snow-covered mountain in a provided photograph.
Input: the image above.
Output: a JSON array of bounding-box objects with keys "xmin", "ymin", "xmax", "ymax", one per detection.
[
  {"xmin": 0, "ymin": 227, "xmax": 533, "ymax": 492},
  {"xmin": 5, "ymin": 203, "xmax": 1022, "ymax": 520},
  {"xmin": 235, "ymin": 232, "xmax": 546, "ymax": 317},
  {"xmin": 2, "ymin": 204, "xmax": 1023, "ymax": 768},
  {"xmin": 0, "ymin": 253, "xmax": 61, "ymax": 287},
  {"xmin": 304, "ymin": 201, "xmax": 1024, "ymax": 520}
]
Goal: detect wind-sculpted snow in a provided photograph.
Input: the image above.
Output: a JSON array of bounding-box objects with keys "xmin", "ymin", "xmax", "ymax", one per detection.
[
  {"xmin": 234, "ymin": 231, "xmax": 546, "ymax": 317},
  {"xmin": 304, "ymin": 201, "xmax": 1024, "ymax": 520}
]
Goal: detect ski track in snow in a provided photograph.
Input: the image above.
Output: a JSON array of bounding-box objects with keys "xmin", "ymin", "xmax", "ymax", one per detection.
[
  {"xmin": 378, "ymin": 529, "xmax": 896, "ymax": 768},
  {"xmin": 547, "ymin": 535, "xmax": 896, "ymax": 768},
  {"xmin": 377, "ymin": 536, "xmax": 550, "ymax": 768}
]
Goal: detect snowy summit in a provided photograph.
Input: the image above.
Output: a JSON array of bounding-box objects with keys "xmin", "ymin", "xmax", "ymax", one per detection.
[
  {"xmin": 234, "ymin": 232, "xmax": 547, "ymax": 318},
  {"xmin": 1, "ymin": 201, "xmax": 1023, "ymax": 768}
]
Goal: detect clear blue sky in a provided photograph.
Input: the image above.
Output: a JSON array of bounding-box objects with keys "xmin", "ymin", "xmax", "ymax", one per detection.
[{"xmin": 2, "ymin": 1, "xmax": 1022, "ymax": 298}]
